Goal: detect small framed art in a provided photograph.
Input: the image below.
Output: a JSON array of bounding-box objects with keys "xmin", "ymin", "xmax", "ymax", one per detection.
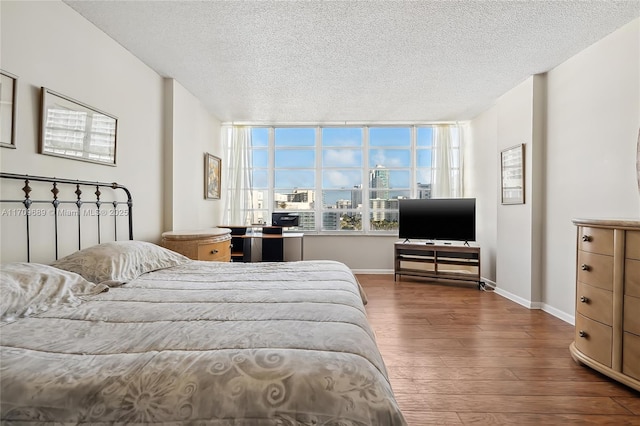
[
  {"xmin": 501, "ymin": 144, "xmax": 525, "ymax": 205},
  {"xmin": 0, "ymin": 70, "xmax": 18, "ymax": 148},
  {"xmin": 40, "ymin": 87, "xmax": 118, "ymax": 165},
  {"xmin": 205, "ymin": 153, "xmax": 221, "ymax": 200}
]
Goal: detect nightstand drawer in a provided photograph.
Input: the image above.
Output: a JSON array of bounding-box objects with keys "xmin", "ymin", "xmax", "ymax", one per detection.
[
  {"xmin": 161, "ymin": 228, "xmax": 232, "ymax": 262},
  {"xmin": 577, "ymin": 251, "xmax": 614, "ymax": 291},
  {"xmin": 578, "ymin": 226, "xmax": 614, "ymax": 256},
  {"xmin": 575, "ymin": 313, "xmax": 612, "ymax": 367},
  {"xmin": 576, "ymin": 282, "xmax": 612, "ymax": 326},
  {"xmin": 623, "ymin": 332, "xmax": 640, "ymax": 381},
  {"xmin": 198, "ymin": 242, "xmax": 230, "ymax": 262},
  {"xmin": 624, "ymin": 295, "xmax": 640, "ymax": 335}
]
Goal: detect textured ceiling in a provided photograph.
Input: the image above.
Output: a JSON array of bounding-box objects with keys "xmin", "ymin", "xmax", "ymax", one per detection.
[{"xmin": 63, "ymin": 1, "xmax": 640, "ymax": 123}]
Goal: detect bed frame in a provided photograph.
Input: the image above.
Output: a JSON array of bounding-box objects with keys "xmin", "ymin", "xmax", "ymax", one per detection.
[{"xmin": 0, "ymin": 173, "xmax": 133, "ymax": 261}]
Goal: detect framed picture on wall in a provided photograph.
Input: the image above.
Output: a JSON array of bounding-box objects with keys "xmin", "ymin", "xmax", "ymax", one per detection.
[
  {"xmin": 39, "ymin": 87, "xmax": 118, "ymax": 165},
  {"xmin": 0, "ymin": 70, "xmax": 18, "ymax": 149},
  {"xmin": 205, "ymin": 153, "xmax": 221, "ymax": 200},
  {"xmin": 501, "ymin": 144, "xmax": 525, "ymax": 204}
]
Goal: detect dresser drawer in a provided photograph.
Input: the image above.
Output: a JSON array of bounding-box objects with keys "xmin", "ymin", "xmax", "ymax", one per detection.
[
  {"xmin": 623, "ymin": 332, "xmax": 640, "ymax": 381},
  {"xmin": 624, "ymin": 295, "xmax": 640, "ymax": 335},
  {"xmin": 577, "ymin": 251, "xmax": 614, "ymax": 291},
  {"xmin": 626, "ymin": 231, "xmax": 640, "ymax": 260},
  {"xmin": 625, "ymin": 258, "xmax": 640, "ymax": 298},
  {"xmin": 578, "ymin": 226, "xmax": 614, "ymax": 256},
  {"xmin": 576, "ymin": 282, "xmax": 612, "ymax": 326},
  {"xmin": 197, "ymin": 242, "xmax": 230, "ymax": 262},
  {"xmin": 575, "ymin": 313, "xmax": 612, "ymax": 367}
]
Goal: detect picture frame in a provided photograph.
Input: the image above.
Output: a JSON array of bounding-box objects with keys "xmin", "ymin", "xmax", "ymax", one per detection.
[
  {"xmin": 501, "ymin": 144, "xmax": 525, "ymax": 205},
  {"xmin": 205, "ymin": 153, "xmax": 221, "ymax": 200},
  {"xmin": 39, "ymin": 87, "xmax": 118, "ymax": 166},
  {"xmin": 0, "ymin": 70, "xmax": 18, "ymax": 149}
]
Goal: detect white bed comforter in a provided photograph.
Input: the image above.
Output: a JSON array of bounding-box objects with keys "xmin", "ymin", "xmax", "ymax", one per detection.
[{"xmin": 1, "ymin": 260, "xmax": 406, "ymax": 425}]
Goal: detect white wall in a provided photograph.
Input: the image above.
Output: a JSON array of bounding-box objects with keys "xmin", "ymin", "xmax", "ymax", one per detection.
[
  {"xmin": 304, "ymin": 235, "xmax": 397, "ymax": 272},
  {"xmin": 495, "ymin": 78, "xmax": 541, "ymax": 305},
  {"xmin": 466, "ymin": 108, "xmax": 499, "ymax": 282},
  {"xmin": 0, "ymin": 1, "xmax": 223, "ymax": 263},
  {"xmin": 165, "ymin": 79, "xmax": 223, "ymax": 232},
  {"xmin": 543, "ymin": 18, "xmax": 639, "ymax": 319},
  {"xmin": 468, "ymin": 18, "xmax": 640, "ymax": 322}
]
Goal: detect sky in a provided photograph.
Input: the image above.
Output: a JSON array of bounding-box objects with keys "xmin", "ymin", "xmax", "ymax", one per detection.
[{"xmin": 250, "ymin": 126, "xmax": 436, "ymax": 207}]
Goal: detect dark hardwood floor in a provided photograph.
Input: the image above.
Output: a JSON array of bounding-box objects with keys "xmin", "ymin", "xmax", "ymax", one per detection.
[{"xmin": 357, "ymin": 274, "xmax": 640, "ymax": 425}]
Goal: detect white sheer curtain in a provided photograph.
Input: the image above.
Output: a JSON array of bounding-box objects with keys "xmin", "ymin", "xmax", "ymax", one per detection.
[
  {"xmin": 222, "ymin": 125, "xmax": 252, "ymax": 225},
  {"xmin": 431, "ymin": 124, "xmax": 463, "ymax": 198}
]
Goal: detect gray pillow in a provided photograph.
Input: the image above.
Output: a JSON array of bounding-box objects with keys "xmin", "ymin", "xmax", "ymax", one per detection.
[{"xmin": 51, "ymin": 240, "xmax": 191, "ymax": 286}]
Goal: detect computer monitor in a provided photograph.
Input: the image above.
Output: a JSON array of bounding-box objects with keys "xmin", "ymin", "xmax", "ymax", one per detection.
[{"xmin": 271, "ymin": 213, "xmax": 299, "ymax": 227}]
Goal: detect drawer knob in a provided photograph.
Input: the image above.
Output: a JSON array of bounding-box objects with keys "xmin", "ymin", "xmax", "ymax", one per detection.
[
  {"xmin": 580, "ymin": 296, "xmax": 589, "ymax": 303},
  {"xmin": 582, "ymin": 235, "xmax": 592, "ymax": 242},
  {"xmin": 578, "ymin": 330, "xmax": 588, "ymax": 338},
  {"xmin": 581, "ymin": 264, "xmax": 590, "ymax": 271},
  {"xmin": 210, "ymin": 249, "xmax": 218, "ymax": 254}
]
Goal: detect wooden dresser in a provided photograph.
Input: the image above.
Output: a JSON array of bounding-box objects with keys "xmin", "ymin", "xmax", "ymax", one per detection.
[
  {"xmin": 570, "ymin": 219, "xmax": 640, "ymax": 391},
  {"xmin": 161, "ymin": 228, "xmax": 231, "ymax": 262}
]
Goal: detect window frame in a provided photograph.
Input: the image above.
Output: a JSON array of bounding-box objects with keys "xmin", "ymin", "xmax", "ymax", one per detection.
[{"xmin": 242, "ymin": 124, "xmax": 460, "ymax": 235}]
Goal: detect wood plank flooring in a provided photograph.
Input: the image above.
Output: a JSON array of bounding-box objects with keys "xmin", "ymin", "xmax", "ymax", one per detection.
[{"xmin": 357, "ymin": 274, "xmax": 640, "ymax": 425}]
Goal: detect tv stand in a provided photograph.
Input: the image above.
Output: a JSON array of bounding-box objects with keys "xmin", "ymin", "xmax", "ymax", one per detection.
[{"xmin": 394, "ymin": 241, "xmax": 482, "ymax": 289}]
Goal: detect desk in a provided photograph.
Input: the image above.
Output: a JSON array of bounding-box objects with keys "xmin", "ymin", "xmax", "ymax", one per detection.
[
  {"xmin": 251, "ymin": 232, "xmax": 304, "ymax": 262},
  {"xmin": 222, "ymin": 226, "xmax": 303, "ymax": 262}
]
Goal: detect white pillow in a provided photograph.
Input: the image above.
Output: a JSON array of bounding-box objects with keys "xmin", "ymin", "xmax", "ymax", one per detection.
[
  {"xmin": 51, "ymin": 240, "xmax": 191, "ymax": 286},
  {"xmin": 0, "ymin": 263, "xmax": 108, "ymax": 322}
]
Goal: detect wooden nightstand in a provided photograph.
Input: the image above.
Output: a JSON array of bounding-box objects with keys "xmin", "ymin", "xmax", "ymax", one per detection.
[{"xmin": 161, "ymin": 228, "xmax": 232, "ymax": 262}]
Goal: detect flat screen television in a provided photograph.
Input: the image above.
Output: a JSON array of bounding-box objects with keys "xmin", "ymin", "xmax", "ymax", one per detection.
[
  {"xmin": 272, "ymin": 213, "xmax": 300, "ymax": 227},
  {"xmin": 398, "ymin": 198, "xmax": 476, "ymax": 242}
]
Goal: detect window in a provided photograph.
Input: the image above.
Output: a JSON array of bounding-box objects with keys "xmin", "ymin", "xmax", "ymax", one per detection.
[
  {"xmin": 239, "ymin": 125, "xmax": 462, "ymax": 234},
  {"xmin": 273, "ymin": 128, "xmax": 316, "ymax": 230},
  {"xmin": 246, "ymin": 127, "xmax": 269, "ymax": 225},
  {"xmin": 369, "ymin": 127, "xmax": 411, "ymax": 231},
  {"xmin": 321, "ymin": 127, "xmax": 363, "ymax": 231}
]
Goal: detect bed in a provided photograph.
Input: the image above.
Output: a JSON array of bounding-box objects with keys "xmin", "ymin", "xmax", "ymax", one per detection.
[{"xmin": 0, "ymin": 174, "xmax": 407, "ymax": 425}]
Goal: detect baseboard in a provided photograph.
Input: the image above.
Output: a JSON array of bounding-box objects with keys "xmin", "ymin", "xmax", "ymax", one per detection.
[
  {"xmin": 492, "ymin": 286, "xmax": 541, "ymax": 310},
  {"xmin": 540, "ymin": 303, "xmax": 575, "ymax": 325},
  {"xmin": 352, "ymin": 269, "xmax": 393, "ymax": 274},
  {"xmin": 490, "ymin": 283, "xmax": 574, "ymax": 325}
]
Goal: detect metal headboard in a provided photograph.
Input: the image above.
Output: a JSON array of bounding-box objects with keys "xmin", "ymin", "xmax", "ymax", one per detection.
[{"xmin": 0, "ymin": 173, "xmax": 133, "ymax": 261}]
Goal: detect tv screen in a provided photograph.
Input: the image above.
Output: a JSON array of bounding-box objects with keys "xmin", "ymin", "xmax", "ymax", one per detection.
[
  {"xmin": 398, "ymin": 198, "xmax": 476, "ymax": 242},
  {"xmin": 272, "ymin": 213, "xmax": 299, "ymax": 227}
]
